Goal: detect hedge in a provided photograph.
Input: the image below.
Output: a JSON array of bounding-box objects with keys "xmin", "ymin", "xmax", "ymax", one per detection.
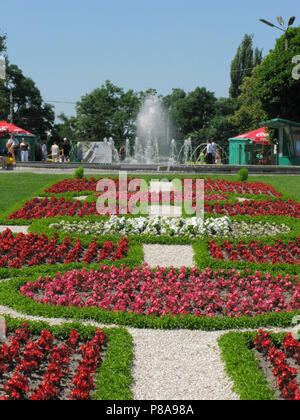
[
  {"xmin": 218, "ymin": 331, "xmax": 291, "ymax": 400},
  {"xmin": 0, "ymin": 315, "xmax": 134, "ymax": 400}
]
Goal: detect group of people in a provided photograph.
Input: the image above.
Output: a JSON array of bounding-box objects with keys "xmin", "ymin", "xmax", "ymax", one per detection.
[
  {"xmin": 49, "ymin": 138, "xmax": 71, "ymax": 163},
  {"xmin": 0, "ymin": 135, "xmax": 31, "ymax": 170},
  {"xmin": 197, "ymin": 138, "xmax": 222, "ymax": 165}
]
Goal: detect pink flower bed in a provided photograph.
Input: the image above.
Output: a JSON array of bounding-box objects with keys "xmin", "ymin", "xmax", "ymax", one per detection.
[{"xmin": 20, "ymin": 266, "xmax": 300, "ymax": 318}]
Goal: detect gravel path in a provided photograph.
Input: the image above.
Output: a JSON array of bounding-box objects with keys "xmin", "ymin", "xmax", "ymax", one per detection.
[
  {"xmin": 143, "ymin": 244, "xmax": 194, "ymax": 268},
  {"xmin": 0, "ymin": 226, "xmax": 29, "ymax": 234}
]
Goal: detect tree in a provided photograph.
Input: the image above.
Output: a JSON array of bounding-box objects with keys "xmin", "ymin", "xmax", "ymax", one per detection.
[
  {"xmin": 163, "ymin": 87, "xmax": 216, "ymax": 139},
  {"xmin": 229, "ymin": 34, "xmax": 262, "ymax": 98},
  {"xmin": 75, "ymin": 80, "xmax": 140, "ymax": 149},
  {"xmin": 55, "ymin": 113, "xmax": 77, "ymax": 141},
  {"xmin": 1, "ymin": 64, "xmax": 55, "ymax": 138},
  {"xmin": 230, "ymin": 73, "xmax": 267, "ymax": 134},
  {"xmin": 254, "ymin": 26, "xmax": 300, "ymax": 122}
]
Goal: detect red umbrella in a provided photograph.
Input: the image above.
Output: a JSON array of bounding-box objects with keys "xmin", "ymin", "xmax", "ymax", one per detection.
[
  {"xmin": 0, "ymin": 121, "xmax": 33, "ymax": 136},
  {"xmin": 232, "ymin": 127, "xmax": 270, "ymax": 144}
]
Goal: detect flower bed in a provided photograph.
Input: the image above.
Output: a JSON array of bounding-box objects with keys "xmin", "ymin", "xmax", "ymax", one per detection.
[
  {"xmin": 50, "ymin": 216, "xmax": 232, "ymax": 238},
  {"xmin": 20, "ymin": 266, "xmax": 300, "ymax": 318},
  {"xmin": 209, "ymin": 237, "xmax": 300, "ymax": 265},
  {"xmin": 0, "ymin": 322, "xmax": 106, "ymax": 400},
  {"xmin": 8, "ymin": 196, "xmax": 300, "ymax": 220},
  {"xmin": 49, "ymin": 217, "xmax": 291, "ymax": 239},
  {"xmin": 0, "ymin": 229, "xmax": 129, "ymax": 268},
  {"xmin": 203, "ymin": 199, "xmax": 300, "ymax": 218},
  {"xmin": 254, "ymin": 330, "xmax": 300, "ymax": 400},
  {"xmin": 44, "ymin": 177, "xmax": 282, "ymax": 197}
]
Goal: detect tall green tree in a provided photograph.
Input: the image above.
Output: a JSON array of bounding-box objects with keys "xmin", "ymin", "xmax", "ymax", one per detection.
[
  {"xmin": 229, "ymin": 34, "xmax": 262, "ymax": 98},
  {"xmin": 254, "ymin": 26, "xmax": 300, "ymax": 122},
  {"xmin": 75, "ymin": 80, "xmax": 140, "ymax": 149},
  {"xmin": 1, "ymin": 64, "xmax": 55, "ymax": 138},
  {"xmin": 163, "ymin": 87, "xmax": 216, "ymax": 139},
  {"xmin": 230, "ymin": 73, "xmax": 267, "ymax": 134}
]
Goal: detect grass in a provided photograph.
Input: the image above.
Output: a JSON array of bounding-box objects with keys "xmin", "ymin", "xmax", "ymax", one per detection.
[
  {"xmin": 0, "ymin": 172, "xmax": 299, "ymax": 216},
  {"xmin": 0, "ymin": 173, "xmax": 67, "ymax": 214}
]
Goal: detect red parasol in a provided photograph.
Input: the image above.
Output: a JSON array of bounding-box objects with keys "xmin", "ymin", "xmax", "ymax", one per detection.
[
  {"xmin": 0, "ymin": 121, "xmax": 33, "ymax": 136},
  {"xmin": 232, "ymin": 127, "xmax": 270, "ymax": 144}
]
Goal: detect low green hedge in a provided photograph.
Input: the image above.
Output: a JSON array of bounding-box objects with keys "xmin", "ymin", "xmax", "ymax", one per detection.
[
  {"xmin": 0, "ymin": 273, "xmax": 299, "ymax": 331},
  {"xmin": 0, "ymin": 315, "xmax": 134, "ymax": 400},
  {"xmin": 218, "ymin": 331, "xmax": 290, "ymax": 400}
]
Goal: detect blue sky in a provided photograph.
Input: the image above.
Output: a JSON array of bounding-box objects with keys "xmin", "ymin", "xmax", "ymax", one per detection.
[{"xmin": 1, "ymin": 0, "xmax": 299, "ymax": 119}]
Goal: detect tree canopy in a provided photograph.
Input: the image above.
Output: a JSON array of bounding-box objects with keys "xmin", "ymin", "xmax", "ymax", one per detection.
[
  {"xmin": 229, "ymin": 34, "xmax": 262, "ymax": 98},
  {"xmin": 254, "ymin": 26, "xmax": 300, "ymax": 122}
]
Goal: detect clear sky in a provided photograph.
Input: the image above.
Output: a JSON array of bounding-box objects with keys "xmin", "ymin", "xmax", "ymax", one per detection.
[{"xmin": 1, "ymin": 0, "xmax": 299, "ymax": 119}]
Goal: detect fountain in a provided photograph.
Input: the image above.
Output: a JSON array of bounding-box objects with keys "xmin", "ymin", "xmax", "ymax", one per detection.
[{"xmin": 131, "ymin": 95, "xmax": 175, "ymax": 164}]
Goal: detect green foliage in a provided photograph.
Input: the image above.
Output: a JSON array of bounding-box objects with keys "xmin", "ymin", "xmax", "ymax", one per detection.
[
  {"xmin": 74, "ymin": 166, "xmax": 84, "ymax": 179},
  {"xmin": 229, "ymin": 34, "xmax": 263, "ymax": 99},
  {"xmin": 230, "ymin": 74, "xmax": 267, "ymax": 134},
  {"xmin": 0, "ymin": 63, "xmax": 55, "ymax": 138},
  {"xmin": 218, "ymin": 332, "xmax": 276, "ymax": 400},
  {"xmin": 163, "ymin": 87, "xmax": 217, "ymax": 140},
  {"xmin": 238, "ymin": 168, "xmax": 249, "ymax": 182},
  {"xmin": 75, "ymin": 80, "xmax": 140, "ymax": 149},
  {"xmin": 254, "ymin": 27, "xmax": 300, "ymax": 121}
]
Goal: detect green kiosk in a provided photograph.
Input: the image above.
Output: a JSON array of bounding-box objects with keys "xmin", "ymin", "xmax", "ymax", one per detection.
[
  {"xmin": 259, "ymin": 118, "xmax": 300, "ymax": 166},
  {"xmin": 228, "ymin": 119, "xmax": 300, "ymax": 166},
  {"xmin": 228, "ymin": 127, "xmax": 275, "ymax": 166}
]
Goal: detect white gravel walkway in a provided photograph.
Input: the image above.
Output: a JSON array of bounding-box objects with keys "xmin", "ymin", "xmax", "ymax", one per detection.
[
  {"xmin": 143, "ymin": 244, "xmax": 194, "ymax": 268},
  {"xmin": 0, "ymin": 226, "xmax": 29, "ymax": 234}
]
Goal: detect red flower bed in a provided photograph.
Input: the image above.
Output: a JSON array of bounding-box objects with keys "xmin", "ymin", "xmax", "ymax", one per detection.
[
  {"xmin": 0, "ymin": 229, "xmax": 129, "ymax": 268},
  {"xmin": 8, "ymin": 196, "xmax": 300, "ymax": 219},
  {"xmin": 202, "ymin": 199, "xmax": 300, "ymax": 218},
  {"xmin": 209, "ymin": 237, "xmax": 300, "ymax": 265},
  {"xmin": 45, "ymin": 177, "xmax": 282, "ymax": 197},
  {"xmin": 20, "ymin": 266, "xmax": 300, "ymax": 317},
  {"xmin": 254, "ymin": 330, "xmax": 300, "ymax": 400},
  {"xmin": 0, "ymin": 323, "xmax": 106, "ymax": 400}
]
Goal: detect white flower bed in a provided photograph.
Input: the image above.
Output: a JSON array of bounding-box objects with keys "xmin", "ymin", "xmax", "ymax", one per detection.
[
  {"xmin": 50, "ymin": 216, "xmax": 232, "ymax": 238},
  {"xmin": 50, "ymin": 217, "xmax": 291, "ymax": 239}
]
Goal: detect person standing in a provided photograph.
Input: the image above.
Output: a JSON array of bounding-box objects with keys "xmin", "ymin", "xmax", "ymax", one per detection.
[
  {"xmin": 6, "ymin": 135, "xmax": 17, "ymax": 166},
  {"xmin": 211, "ymin": 138, "xmax": 217, "ymax": 163},
  {"xmin": 76, "ymin": 142, "xmax": 83, "ymax": 163},
  {"xmin": 51, "ymin": 142, "xmax": 59, "ymax": 162},
  {"xmin": 20, "ymin": 138, "xmax": 30, "ymax": 162},
  {"xmin": 41, "ymin": 142, "xmax": 48, "ymax": 161},
  {"xmin": 205, "ymin": 139, "xmax": 214, "ymax": 164},
  {"xmin": 62, "ymin": 138, "xmax": 71, "ymax": 163},
  {"xmin": 215, "ymin": 149, "xmax": 222, "ymax": 165}
]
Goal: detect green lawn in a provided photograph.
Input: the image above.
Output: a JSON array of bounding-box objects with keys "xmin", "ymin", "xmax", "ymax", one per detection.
[
  {"xmin": 0, "ymin": 172, "xmax": 299, "ymax": 215},
  {"xmin": 0, "ymin": 173, "xmax": 67, "ymax": 214}
]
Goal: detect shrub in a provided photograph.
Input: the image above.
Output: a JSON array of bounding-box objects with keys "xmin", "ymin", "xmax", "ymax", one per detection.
[
  {"xmin": 238, "ymin": 168, "xmax": 249, "ymax": 182},
  {"xmin": 74, "ymin": 167, "xmax": 84, "ymax": 180}
]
